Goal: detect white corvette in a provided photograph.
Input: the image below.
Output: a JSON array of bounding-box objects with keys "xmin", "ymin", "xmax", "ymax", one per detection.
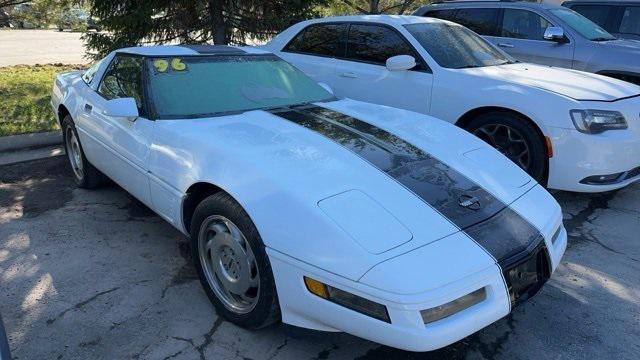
[
  {"xmin": 265, "ymin": 15, "xmax": 640, "ymax": 193},
  {"xmin": 51, "ymin": 45, "xmax": 566, "ymax": 351}
]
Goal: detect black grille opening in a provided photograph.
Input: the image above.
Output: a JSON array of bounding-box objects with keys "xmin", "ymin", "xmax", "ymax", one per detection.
[{"xmin": 501, "ymin": 240, "xmax": 552, "ymax": 307}]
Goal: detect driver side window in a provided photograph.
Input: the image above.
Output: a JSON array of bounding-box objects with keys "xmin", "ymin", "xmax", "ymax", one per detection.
[
  {"xmin": 501, "ymin": 9, "xmax": 551, "ymax": 41},
  {"xmin": 98, "ymin": 55, "xmax": 146, "ymax": 115}
]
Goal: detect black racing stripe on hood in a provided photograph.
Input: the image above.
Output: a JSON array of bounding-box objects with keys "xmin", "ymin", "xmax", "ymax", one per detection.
[
  {"xmin": 273, "ymin": 105, "xmax": 504, "ymax": 230},
  {"xmin": 269, "ymin": 105, "xmax": 543, "ymax": 265}
]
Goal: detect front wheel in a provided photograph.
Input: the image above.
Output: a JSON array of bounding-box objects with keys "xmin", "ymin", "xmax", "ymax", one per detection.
[
  {"xmin": 190, "ymin": 192, "xmax": 280, "ymax": 329},
  {"xmin": 466, "ymin": 111, "xmax": 547, "ymax": 184},
  {"xmin": 62, "ymin": 115, "xmax": 108, "ymax": 188}
]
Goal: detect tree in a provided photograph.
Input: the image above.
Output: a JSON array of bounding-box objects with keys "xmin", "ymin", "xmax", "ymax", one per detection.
[
  {"xmin": 321, "ymin": 0, "xmax": 421, "ymax": 15},
  {"xmin": 84, "ymin": 0, "xmax": 328, "ymax": 59}
]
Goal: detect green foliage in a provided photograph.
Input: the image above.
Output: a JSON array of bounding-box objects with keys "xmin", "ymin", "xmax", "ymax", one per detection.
[
  {"xmin": 84, "ymin": 0, "xmax": 329, "ymax": 59},
  {"xmin": 0, "ymin": 64, "xmax": 83, "ymax": 136},
  {"xmin": 8, "ymin": 0, "xmax": 73, "ymax": 28},
  {"xmin": 320, "ymin": 0, "xmax": 422, "ymax": 15}
]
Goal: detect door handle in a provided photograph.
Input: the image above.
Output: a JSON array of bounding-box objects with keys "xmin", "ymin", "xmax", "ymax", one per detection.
[
  {"xmin": 84, "ymin": 103, "xmax": 93, "ymax": 112},
  {"xmin": 497, "ymin": 43, "xmax": 515, "ymax": 48},
  {"xmin": 339, "ymin": 72, "xmax": 358, "ymax": 78}
]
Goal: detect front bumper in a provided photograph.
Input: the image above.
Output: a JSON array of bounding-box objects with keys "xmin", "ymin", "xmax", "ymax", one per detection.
[
  {"xmin": 546, "ymin": 109, "xmax": 640, "ymax": 192},
  {"xmin": 269, "ymin": 185, "xmax": 567, "ymax": 351}
]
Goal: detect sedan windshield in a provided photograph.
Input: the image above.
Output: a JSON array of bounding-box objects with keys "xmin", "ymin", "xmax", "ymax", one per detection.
[
  {"xmin": 405, "ymin": 22, "xmax": 514, "ymax": 69},
  {"xmin": 549, "ymin": 8, "xmax": 616, "ymax": 41},
  {"xmin": 146, "ymin": 54, "xmax": 333, "ymax": 118}
]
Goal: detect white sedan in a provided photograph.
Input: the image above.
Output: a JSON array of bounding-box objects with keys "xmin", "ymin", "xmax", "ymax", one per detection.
[
  {"xmin": 265, "ymin": 15, "xmax": 640, "ymax": 193},
  {"xmin": 51, "ymin": 45, "xmax": 566, "ymax": 351}
]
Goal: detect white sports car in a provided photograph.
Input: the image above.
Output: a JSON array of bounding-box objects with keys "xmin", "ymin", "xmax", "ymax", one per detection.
[
  {"xmin": 265, "ymin": 15, "xmax": 640, "ymax": 193},
  {"xmin": 51, "ymin": 45, "xmax": 566, "ymax": 351}
]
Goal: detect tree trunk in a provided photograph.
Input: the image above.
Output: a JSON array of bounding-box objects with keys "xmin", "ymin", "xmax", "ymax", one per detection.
[{"xmin": 208, "ymin": 0, "xmax": 226, "ymax": 44}]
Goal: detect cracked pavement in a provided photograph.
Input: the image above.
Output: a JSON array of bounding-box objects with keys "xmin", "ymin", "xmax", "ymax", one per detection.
[{"xmin": 1, "ymin": 156, "xmax": 639, "ymax": 359}]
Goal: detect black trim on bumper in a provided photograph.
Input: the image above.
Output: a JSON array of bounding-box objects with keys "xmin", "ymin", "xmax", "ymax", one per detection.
[{"xmin": 500, "ymin": 237, "xmax": 551, "ymax": 307}]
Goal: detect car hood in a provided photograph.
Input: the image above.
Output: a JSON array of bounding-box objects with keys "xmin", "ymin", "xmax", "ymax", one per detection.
[
  {"xmin": 152, "ymin": 99, "xmax": 537, "ymax": 280},
  {"xmin": 463, "ymin": 62, "xmax": 640, "ymax": 101}
]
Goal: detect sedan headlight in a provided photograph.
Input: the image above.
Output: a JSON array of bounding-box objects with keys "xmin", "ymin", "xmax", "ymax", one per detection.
[{"xmin": 570, "ymin": 109, "xmax": 627, "ymax": 134}]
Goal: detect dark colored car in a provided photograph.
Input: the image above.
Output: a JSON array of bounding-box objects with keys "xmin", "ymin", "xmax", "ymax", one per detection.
[{"xmin": 563, "ymin": 1, "xmax": 640, "ymax": 40}]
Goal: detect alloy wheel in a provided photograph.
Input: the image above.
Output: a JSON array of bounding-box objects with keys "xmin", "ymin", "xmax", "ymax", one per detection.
[{"xmin": 198, "ymin": 215, "xmax": 260, "ymax": 314}]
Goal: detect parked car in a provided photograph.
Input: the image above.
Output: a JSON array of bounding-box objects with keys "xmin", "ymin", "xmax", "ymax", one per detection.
[
  {"xmin": 414, "ymin": 1, "xmax": 640, "ymax": 85},
  {"xmin": 563, "ymin": 1, "xmax": 640, "ymax": 40},
  {"xmin": 51, "ymin": 44, "xmax": 566, "ymax": 352},
  {"xmin": 265, "ymin": 15, "xmax": 640, "ymax": 192},
  {"xmin": 57, "ymin": 7, "xmax": 100, "ymax": 32}
]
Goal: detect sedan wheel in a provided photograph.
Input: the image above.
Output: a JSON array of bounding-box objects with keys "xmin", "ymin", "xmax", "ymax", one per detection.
[
  {"xmin": 198, "ymin": 215, "xmax": 260, "ymax": 314},
  {"xmin": 473, "ymin": 124, "xmax": 531, "ymax": 171},
  {"xmin": 466, "ymin": 111, "xmax": 547, "ymax": 184}
]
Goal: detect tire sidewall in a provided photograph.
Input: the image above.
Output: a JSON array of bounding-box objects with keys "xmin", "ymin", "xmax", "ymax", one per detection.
[
  {"xmin": 467, "ymin": 112, "xmax": 547, "ymax": 183},
  {"xmin": 62, "ymin": 115, "xmax": 88, "ymax": 187},
  {"xmin": 189, "ymin": 193, "xmax": 279, "ymax": 328}
]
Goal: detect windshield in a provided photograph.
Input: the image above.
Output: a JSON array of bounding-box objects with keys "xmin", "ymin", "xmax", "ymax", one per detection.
[
  {"xmin": 146, "ymin": 54, "xmax": 333, "ymax": 118},
  {"xmin": 549, "ymin": 8, "xmax": 616, "ymax": 41},
  {"xmin": 404, "ymin": 23, "xmax": 514, "ymax": 69}
]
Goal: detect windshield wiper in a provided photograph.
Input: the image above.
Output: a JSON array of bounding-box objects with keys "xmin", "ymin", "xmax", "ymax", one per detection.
[{"xmin": 592, "ymin": 37, "xmax": 616, "ymax": 42}]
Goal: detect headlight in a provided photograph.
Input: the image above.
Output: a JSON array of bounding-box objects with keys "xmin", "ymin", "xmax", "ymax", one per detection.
[
  {"xmin": 570, "ymin": 109, "xmax": 627, "ymax": 134},
  {"xmin": 420, "ymin": 287, "xmax": 486, "ymax": 324},
  {"xmin": 304, "ymin": 277, "xmax": 390, "ymax": 323}
]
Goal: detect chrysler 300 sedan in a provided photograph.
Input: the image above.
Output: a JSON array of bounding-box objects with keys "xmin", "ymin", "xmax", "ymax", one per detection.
[
  {"xmin": 51, "ymin": 45, "xmax": 566, "ymax": 351},
  {"xmin": 266, "ymin": 15, "xmax": 640, "ymax": 192}
]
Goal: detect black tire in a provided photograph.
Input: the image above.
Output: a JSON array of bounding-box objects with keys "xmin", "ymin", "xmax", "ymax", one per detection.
[
  {"xmin": 61, "ymin": 115, "xmax": 108, "ymax": 188},
  {"xmin": 190, "ymin": 192, "xmax": 280, "ymax": 329},
  {"xmin": 465, "ymin": 111, "xmax": 547, "ymax": 183}
]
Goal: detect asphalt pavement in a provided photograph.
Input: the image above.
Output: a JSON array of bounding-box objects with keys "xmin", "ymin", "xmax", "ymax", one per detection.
[{"xmin": 0, "ymin": 156, "xmax": 638, "ymax": 359}]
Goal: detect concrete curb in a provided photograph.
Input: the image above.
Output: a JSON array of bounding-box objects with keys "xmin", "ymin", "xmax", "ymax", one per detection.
[{"xmin": 0, "ymin": 130, "xmax": 62, "ymax": 152}]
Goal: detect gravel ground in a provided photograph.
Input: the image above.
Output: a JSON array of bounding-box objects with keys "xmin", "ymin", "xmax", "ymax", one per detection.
[{"xmin": 0, "ymin": 156, "xmax": 638, "ymax": 359}]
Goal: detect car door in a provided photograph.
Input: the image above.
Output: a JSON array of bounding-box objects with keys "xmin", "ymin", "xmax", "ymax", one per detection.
[
  {"xmin": 495, "ymin": 8, "xmax": 574, "ymax": 68},
  {"xmin": 75, "ymin": 54, "xmax": 154, "ymax": 206},
  {"xmin": 277, "ymin": 23, "xmax": 346, "ymax": 87},
  {"xmin": 331, "ymin": 23, "xmax": 433, "ymax": 114}
]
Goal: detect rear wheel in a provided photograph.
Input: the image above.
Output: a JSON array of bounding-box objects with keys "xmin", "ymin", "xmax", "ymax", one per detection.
[
  {"xmin": 466, "ymin": 111, "xmax": 547, "ymax": 183},
  {"xmin": 190, "ymin": 192, "xmax": 280, "ymax": 329},
  {"xmin": 62, "ymin": 115, "xmax": 108, "ymax": 188}
]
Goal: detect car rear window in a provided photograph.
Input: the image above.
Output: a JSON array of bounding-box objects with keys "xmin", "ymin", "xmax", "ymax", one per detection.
[{"xmin": 284, "ymin": 23, "xmax": 347, "ymax": 57}]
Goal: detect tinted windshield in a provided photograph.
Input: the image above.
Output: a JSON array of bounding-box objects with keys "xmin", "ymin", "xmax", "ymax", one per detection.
[
  {"xmin": 549, "ymin": 8, "xmax": 616, "ymax": 41},
  {"xmin": 146, "ymin": 54, "xmax": 333, "ymax": 118},
  {"xmin": 405, "ymin": 22, "xmax": 514, "ymax": 69}
]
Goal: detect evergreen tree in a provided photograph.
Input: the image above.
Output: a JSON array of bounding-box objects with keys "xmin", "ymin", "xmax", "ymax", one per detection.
[{"xmin": 84, "ymin": 0, "xmax": 328, "ymax": 58}]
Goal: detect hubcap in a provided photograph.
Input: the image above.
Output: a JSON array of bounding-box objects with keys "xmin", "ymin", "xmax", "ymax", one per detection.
[
  {"xmin": 473, "ymin": 124, "xmax": 531, "ymax": 171},
  {"xmin": 198, "ymin": 215, "xmax": 260, "ymax": 314},
  {"xmin": 65, "ymin": 127, "xmax": 84, "ymax": 180}
]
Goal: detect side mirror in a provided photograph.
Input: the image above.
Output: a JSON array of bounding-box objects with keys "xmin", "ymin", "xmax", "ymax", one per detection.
[
  {"xmin": 386, "ymin": 55, "xmax": 416, "ymax": 72},
  {"xmin": 543, "ymin": 26, "xmax": 566, "ymax": 42},
  {"xmin": 318, "ymin": 82, "xmax": 334, "ymax": 95},
  {"xmin": 103, "ymin": 97, "xmax": 139, "ymax": 121}
]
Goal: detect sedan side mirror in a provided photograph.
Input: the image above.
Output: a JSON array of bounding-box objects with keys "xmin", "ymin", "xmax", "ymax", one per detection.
[
  {"xmin": 386, "ymin": 55, "xmax": 416, "ymax": 72},
  {"xmin": 103, "ymin": 97, "xmax": 139, "ymax": 121},
  {"xmin": 543, "ymin": 27, "xmax": 566, "ymax": 42}
]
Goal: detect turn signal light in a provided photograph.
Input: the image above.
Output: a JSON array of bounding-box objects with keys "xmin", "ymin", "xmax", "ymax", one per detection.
[{"xmin": 303, "ymin": 276, "xmax": 390, "ymax": 323}]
